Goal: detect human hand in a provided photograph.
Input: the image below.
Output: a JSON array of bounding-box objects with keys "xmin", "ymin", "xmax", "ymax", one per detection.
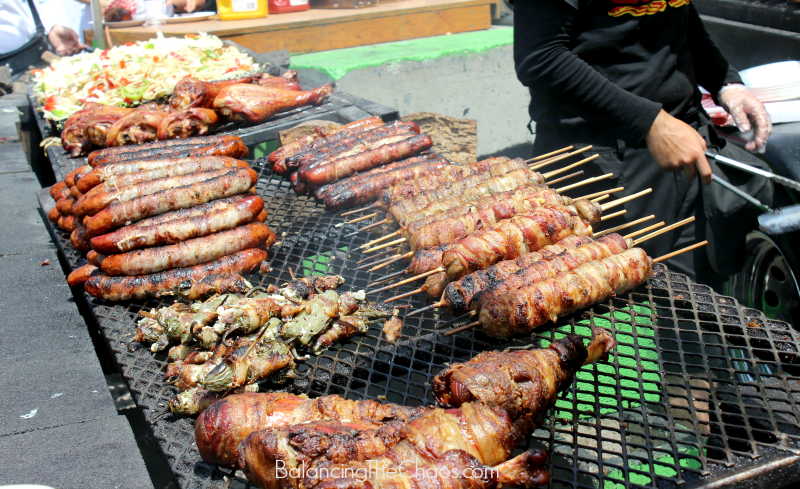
[
  {"xmin": 48, "ymin": 26, "xmax": 89, "ymax": 56},
  {"xmin": 717, "ymin": 83, "xmax": 771, "ymax": 154},
  {"xmin": 645, "ymin": 109, "xmax": 712, "ymax": 184}
]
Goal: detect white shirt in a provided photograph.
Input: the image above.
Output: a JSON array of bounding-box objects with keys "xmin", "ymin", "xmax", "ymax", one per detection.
[{"xmin": 0, "ymin": 0, "xmax": 38, "ymax": 54}]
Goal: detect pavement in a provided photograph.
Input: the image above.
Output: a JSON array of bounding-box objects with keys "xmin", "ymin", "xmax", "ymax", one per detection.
[{"xmin": 0, "ymin": 90, "xmax": 154, "ymax": 488}]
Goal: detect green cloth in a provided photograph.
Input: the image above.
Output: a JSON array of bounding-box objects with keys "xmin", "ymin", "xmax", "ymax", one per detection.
[{"xmin": 291, "ymin": 28, "xmax": 513, "ymax": 82}]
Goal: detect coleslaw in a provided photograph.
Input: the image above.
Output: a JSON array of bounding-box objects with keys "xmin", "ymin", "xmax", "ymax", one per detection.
[{"xmin": 32, "ymin": 33, "xmax": 259, "ymax": 121}]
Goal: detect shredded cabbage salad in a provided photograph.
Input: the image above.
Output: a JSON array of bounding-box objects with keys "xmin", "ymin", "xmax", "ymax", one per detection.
[{"xmin": 32, "ymin": 33, "xmax": 259, "ymax": 121}]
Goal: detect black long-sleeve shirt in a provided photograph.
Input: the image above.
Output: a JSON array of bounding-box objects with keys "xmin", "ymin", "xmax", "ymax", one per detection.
[{"xmin": 513, "ymin": 0, "xmax": 742, "ymax": 146}]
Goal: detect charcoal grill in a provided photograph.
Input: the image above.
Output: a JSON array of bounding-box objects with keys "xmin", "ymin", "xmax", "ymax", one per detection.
[{"xmin": 37, "ymin": 159, "xmax": 800, "ymax": 489}]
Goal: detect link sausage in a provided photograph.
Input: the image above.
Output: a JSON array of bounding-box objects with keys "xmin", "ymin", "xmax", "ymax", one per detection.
[
  {"xmin": 67, "ymin": 264, "xmax": 102, "ymax": 287},
  {"xmin": 84, "ymin": 249, "xmax": 268, "ymax": 301}
]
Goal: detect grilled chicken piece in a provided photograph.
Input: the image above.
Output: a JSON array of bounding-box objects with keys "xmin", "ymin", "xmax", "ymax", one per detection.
[
  {"xmin": 214, "ymin": 84, "xmax": 333, "ymax": 123},
  {"xmin": 61, "ymin": 105, "xmax": 133, "ymax": 156},
  {"xmin": 196, "ymin": 393, "xmax": 425, "ymax": 468},
  {"xmin": 156, "ymin": 108, "xmax": 219, "ymax": 140},
  {"xmin": 253, "ymin": 70, "xmax": 302, "ymax": 91},
  {"xmin": 168, "ymin": 76, "xmax": 253, "ymax": 111},
  {"xmin": 105, "ymin": 109, "xmax": 169, "ymax": 147}
]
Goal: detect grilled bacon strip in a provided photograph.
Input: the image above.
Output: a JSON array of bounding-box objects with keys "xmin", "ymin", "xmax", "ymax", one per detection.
[
  {"xmin": 322, "ymin": 160, "xmax": 452, "ymax": 210},
  {"xmin": 442, "ymin": 206, "xmax": 594, "ymax": 279},
  {"xmin": 156, "ymin": 108, "xmax": 219, "ymax": 140},
  {"xmin": 86, "ymin": 168, "xmax": 258, "ymax": 236},
  {"xmin": 479, "ymin": 248, "xmax": 653, "ymax": 338},
  {"xmin": 84, "ymin": 248, "xmax": 268, "ymax": 301},
  {"xmin": 91, "ymin": 195, "xmax": 264, "ymax": 254},
  {"xmin": 196, "ymin": 393, "xmax": 425, "ymax": 468},
  {"xmin": 300, "ymin": 134, "xmax": 434, "ymax": 186}
]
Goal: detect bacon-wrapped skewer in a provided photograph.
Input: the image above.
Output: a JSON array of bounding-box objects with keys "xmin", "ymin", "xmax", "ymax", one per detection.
[{"xmin": 478, "ymin": 247, "xmax": 653, "ymax": 338}]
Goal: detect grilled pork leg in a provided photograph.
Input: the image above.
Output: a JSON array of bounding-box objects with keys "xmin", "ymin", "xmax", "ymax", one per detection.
[
  {"xmin": 168, "ymin": 76, "xmax": 253, "ymax": 111},
  {"xmin": 214, "ymin": 84, "xmax": 333, "ymax": 123},
  {"xmin": 105, "ymin": 109, "xmax": 168, "ymax": 147},
  {"xmin": 157, "ymin": 108, "xmax": 219, "ymax": 140}
]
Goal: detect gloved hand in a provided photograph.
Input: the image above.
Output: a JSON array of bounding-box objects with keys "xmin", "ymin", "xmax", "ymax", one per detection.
[{"xmin": 717, "ymin": 83, "xmax": 772, "ymax": 154}]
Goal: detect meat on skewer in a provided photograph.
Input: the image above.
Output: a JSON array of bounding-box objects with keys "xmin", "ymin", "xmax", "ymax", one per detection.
[{"xmin": 478, "ymin": 247, "xmax": 653, "ymax": 338}]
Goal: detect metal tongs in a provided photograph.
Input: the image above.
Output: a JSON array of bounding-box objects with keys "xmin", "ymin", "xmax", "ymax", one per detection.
[{"xmin": 705, "ymin": 151, "xmax": 800, "ymax": 193}]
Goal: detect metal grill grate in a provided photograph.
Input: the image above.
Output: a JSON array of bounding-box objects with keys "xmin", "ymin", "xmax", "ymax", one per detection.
[{"xmin": 39, "ymin": 160, "xmax": 800, "ymax": 489}]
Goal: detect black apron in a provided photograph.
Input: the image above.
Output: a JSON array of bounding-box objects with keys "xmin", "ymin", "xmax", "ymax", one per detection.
[{"xmin": 0, "ymin": 0, "xmax": 49, "ymax": 75}]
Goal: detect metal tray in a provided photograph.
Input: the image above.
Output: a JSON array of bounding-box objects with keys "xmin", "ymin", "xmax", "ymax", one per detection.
[{"xmin": 37, "ymin": 158, "xmax": 800, "ymax": 489}]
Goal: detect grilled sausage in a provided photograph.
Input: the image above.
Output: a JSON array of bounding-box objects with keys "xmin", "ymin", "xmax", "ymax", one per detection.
[
  {"xmin": 86, "ymin": 168, "xmax": 258, "ymax": 237},
  {"xmin": 82, "ymin": 157, "xmax": 249, "ymax": 198},
  {"xmin": 78, "ymin": 155, "xmax": 245, "ymax": 193},
  {"xmin": 49, "ymin": 181, "xmax": 67, "ymax": 199},
  {"xmin": 69, "ymin": 186, "xmax": 82, "ymax": 199},
  {"xmin": 84, "ymin": 249, "xmax": 268, "ymax": 301},
  {"xmin": 54, "ymin": 187, "xmax": 71, "ymax": 203},
  {"xmin": 65, "ymin": 165, "xmax": 92, "ymax": 187},
  {"xmin": 300, "ymin": 134, "xmax": 434, "ymax": 186},
  {"xmin": 323, "ymin": 160, "xmax": 452, "ymax": 211},
  {"xmin": 100, "ymin": 222, "xmax": 270, "ymax": 276},
  {"xmin": 91, "ymin": 196, "xmax": 265, "ymax": 254},
  {"xmin": 88, "ymin": 138, "xmax": 248, "ymax": 167},
  {"xmin": 78, "ymin": 168, "xmax": 241, "ymax": 217},
  {"xmin": 179, "ymin": 273, "xmax": 252, "ymax": 300},
  {"xmin": 87, "ymin": 250, "xmax": 106, "ymax": 267},
  {"xmin": 70, "ymin": 226, "xmax": 92, "ymax": 252},
  {"xmin": 67, "ymin": 264, "xmax": 102, "ymax": 287},
  {"xmin": 58, "ymin": 214, "xmax": 79, "ymax": 233},
  {"xmin": 87, "ymin": 135, "xmax": 242, "ymax": 165}
]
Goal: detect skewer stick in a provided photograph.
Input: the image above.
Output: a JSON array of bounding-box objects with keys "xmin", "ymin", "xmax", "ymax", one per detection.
[
  {"xmin": 633, "ymin": 216, "xmax": 695, "ymax": 246},
  {"xmin": 357, "ymin": 254, "xmax": 401, "ymax": 271},
  {"xmin": 356, "ymin": 248, "xmax": 396, "ymax": 265},
  {"xmin": 600, "ymin": 209, "xmax": 627, "ymax": 221},
  {"xmin": 365, "ymin": 238, "xmax": 406, "ymax": 253},
  {"xmin": 360, "ymin": 231, "xmax": 401, "ymax": 249},
  {"xmin": 352, "ymin": 217, "xmax": 391, "ymax": 235},
  {"xmin": 444, "ymin": 321, "xmax": 480, "ymax": 336},
  {"xmin": 368, "ymin": 269, "xmax": 408, "ymax": 287},
  {"xmin": 593, "ymin": 215, "xmax": 656, "ymax": 238},
  {"xmin": 341, "ymin": 204, "xmax": 377, "ymax": 217},
  {"xmin": 345, "ymin": 212, "xmax": 377, "ymax": 225},
  {"xmin": 406, "ymin": 302, "xmax": 444, "ymax": 317},
  {"xmin": 591, "ymin": 194, "xmax": 610, "ymax": 203},
  {"xmin": 369, "ymin": 267, "xmax": 445, "ymax": 294},
  {"xmin": 531, "ymin": 145, "xmax": 594, "ymax": 170},
  {"xmin": 544, "ymin": 170, "xmax": 584, "ymax": 186},
  {"xmin": 555, "ymin": 172, "xmax": 612, "ymax": 193},
  {"xmin": 542, "ymin": 154, "xmax": 599, "ymax": 179},
  {"xmin": 524, "ymin": 145, "xmax": 574, "ymax": 163},
  {"xmin": 654, "ymin": 241, "xmax": 708, "ymax": 263},
  {"xmin": 623, "ymin": 222, "xmax": 665, "ymax": 240},
  {"xmin": 600, "ymin": 188, "xmax": 652, "ymax": 212},
  {"xmin": 369, "ymin": 252, "xmax": 414, "ymax": 272},
  {"xmin": 577, "ymin": 187, "xmax": 624, "ymax": 201},
  {"xmin": 385, "ymin": 288, "xmax": 425, "ymax": 303}
]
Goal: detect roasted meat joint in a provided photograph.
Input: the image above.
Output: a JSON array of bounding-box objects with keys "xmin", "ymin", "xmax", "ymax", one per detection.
[{"xmin": 32, "ymin": 36, "xmax": 797, "ymax": 489}]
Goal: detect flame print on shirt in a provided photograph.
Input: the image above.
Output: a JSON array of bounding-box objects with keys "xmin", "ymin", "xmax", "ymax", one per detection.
[{"xmin": 608, "ymin": 0, "xmax": 689, "ymax": 17}]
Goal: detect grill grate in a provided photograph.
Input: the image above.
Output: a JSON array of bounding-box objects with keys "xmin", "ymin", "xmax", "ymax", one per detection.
[{"xmin": 39, "ymin": 160, "xmax": 800, "ymax": 489}]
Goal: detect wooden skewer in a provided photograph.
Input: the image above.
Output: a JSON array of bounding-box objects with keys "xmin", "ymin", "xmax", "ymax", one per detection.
[
  {"xmin": 407, "ymin": 302, "xmax": 444, "ymax": 317},
  {"xmin": 600, "ymin": 209, "xmax": 627, "ymax": 221},
  {"xmin": 591, "ymin": 194, "xmax": 610, "ymax": 203},
  {"xmin": 365, "ymin": 238, "xmax": 407, "ymax": 253},
  {"xmin": 341, "ymin": 204, "xmax": 378, "ymax": 217},
  {"xmin": 593, "ymin": 215, "xmax": 656, "ymax": 238},
  {"xmin": 356, "ymin": 248, "xmax": 396, "ymax": 265},
  {"xmin": 654, "ymin": 241, "xmax": 708, "ymax": 263},
  {"xmin": 359, "ymin": 254, "xmax": 404, "ymax": 271},
  {"xmin": 369, "ymin": 252, "xmax": 414, "ymax": 272},
  {"xmin": 360, "ymin": 231, "xmax": 401, "ymax": 249},
  {"xmin": 444, "ymin": 321, "xmax": 480, "ymax": 336},
  {"xmin": 531, "ymin": 145, "xmax": 594, "ymax": 170},
  {"xmin": 368, "ymin": 269, "xmax": 408, "ymax": 287},
  {"xmin": 555, "ymin": 172, "xmax": 612, "ymax": 193},
  {"xmin": 369, "ymin": 267, "xmax": 445, "ymax": 294},
  {"xmin": 600, "ymin": 188, "xmax": 652, "ymax": 212},
  {"xmin": 139, "ymin": 310, "xmax": 156, "ymax": 318},
  {"xmin": 345, "ymin": 217, "xmax": 391, "ymax": 237},
  {"xmin": 542, "ymin": 154, "xmax": 599, "ymax": 179},
  {"xmin": 544, "ymin": 171, "xmax": 584, "ymax": 187},
  {"xmin": 385, "ymin": 288, "xmax": 425, "ymax": 303},
  {"xmin": 633, "ymin": 216, "xmax": 695, "ymax": 246},
  {"xmin": 345, "ymin": 212, "xmax": 377, "ymax": 225},
  {"xmin": 623, "ymin": 221, "xmax": 665, "ymax": 240},
  {"xmin": 524, "ymin": 145, "xmax": 574, "ymax": 163},
  {"xmin": 577, "ymin": 187, "xmax": 624, "ymax": 201}
]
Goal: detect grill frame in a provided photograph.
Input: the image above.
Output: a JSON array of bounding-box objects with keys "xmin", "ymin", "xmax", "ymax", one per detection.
[{"xmin": 36, "ymin": 158, "xmax": 800, "ymax": 489}]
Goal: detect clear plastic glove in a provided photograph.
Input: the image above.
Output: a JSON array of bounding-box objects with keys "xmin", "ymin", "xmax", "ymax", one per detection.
[{"xmin": 717, "ymin": 83, "xmax": 772, "ymax": 154}]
